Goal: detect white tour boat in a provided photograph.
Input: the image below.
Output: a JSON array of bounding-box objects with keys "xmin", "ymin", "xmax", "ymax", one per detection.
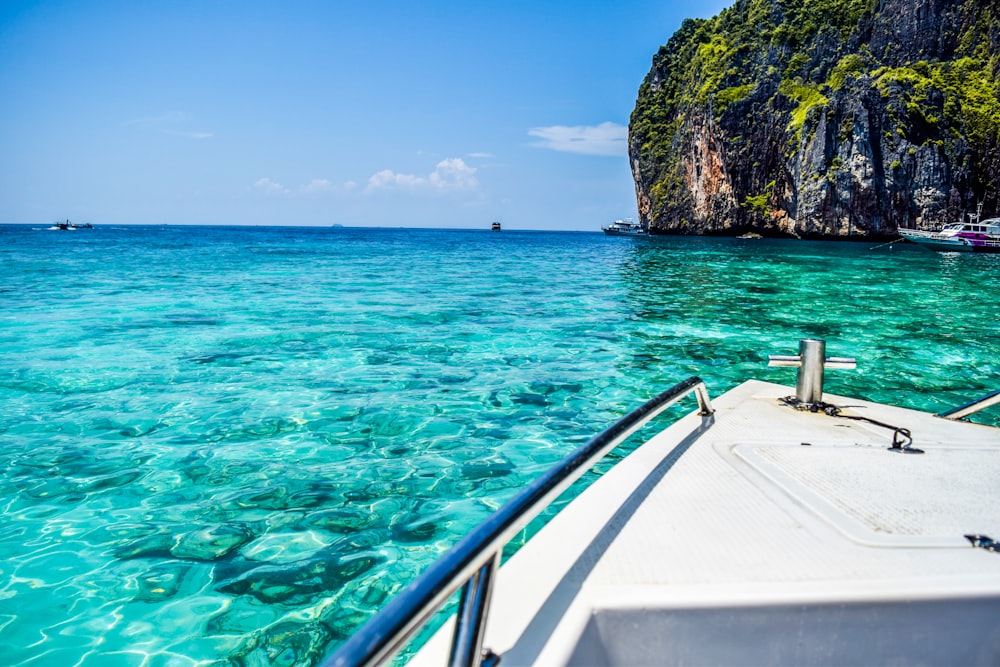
[
  {"xmin": 899, "ymin": 207, "xmax": 1000, "ymax": 253},
  {"xmin": 601, "ymin": 219, "xmax": 647, "ymax": 237},
  {"xmin": 325, "ymin": 340, "xmax": 1000, "ymax": 667}
]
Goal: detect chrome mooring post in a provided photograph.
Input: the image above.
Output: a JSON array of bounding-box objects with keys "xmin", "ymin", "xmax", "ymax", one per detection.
[
  {"xmin": 768, "ymin": 338, "xmax": 857, "ymax": 406},
  {"xmin": 796, "ymin": 338, "xmax": 826, "ymax": 404}
]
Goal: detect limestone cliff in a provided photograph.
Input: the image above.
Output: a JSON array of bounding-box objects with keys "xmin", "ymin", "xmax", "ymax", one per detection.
[{"xmin": 629, "ymin": 0, "xmax": 1000, "ymax": 237}]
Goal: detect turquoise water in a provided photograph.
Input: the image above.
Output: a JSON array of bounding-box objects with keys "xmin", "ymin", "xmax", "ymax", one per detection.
[{"xmin": 1, "ymin": 225, "xmax": 998, "ymax": 665}]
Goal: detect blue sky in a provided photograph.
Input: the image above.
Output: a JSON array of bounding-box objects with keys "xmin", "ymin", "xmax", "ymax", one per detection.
[{"xmin": 0, "ymin": 1, "xmax": 730, "ymax": 230}]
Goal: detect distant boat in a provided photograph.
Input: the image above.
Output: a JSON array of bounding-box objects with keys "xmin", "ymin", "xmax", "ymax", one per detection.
[
  {"xmin": 48, "ymin": 219, "xmax": 93, "ymax": 231},
  {"xmin": 602, "ymin": 218, "xmax": 646, "ymax": 236},
  {"xmin": 491, "ymin": 221, "xmax": 501, "ymax": 231},
  {"xmin": 899, "ymin": 207, "xmax": 1000, "ymax": 252}
]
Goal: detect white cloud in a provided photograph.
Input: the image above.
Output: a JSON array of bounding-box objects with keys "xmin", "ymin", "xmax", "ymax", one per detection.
[
  {"xmin": 253, "ymin": 177, "xmax": 289, "ymax": 195},
  {"xmin": 252, "ymin": 177, "xmax": 358, "ymax": 196},
  {"xmin": 429, "ymin": 158, "xmax": 478, "ymax": 189},
  {"xmin": 300, "ymin": 178, "xmax": 333, "ymax": 193},
  {"xmin": 528, "ymin": 121, "xmax": 627, "ymax": 156},
  {"xmin": 468, "ymin": 151, "xmax": 494, "ymax": 159},
  {"xmin": 365, "ymin": 158, "xmax": 478, "ymax": 193},
  {"xmin": 128, "ymin": 111, "xmax": 212, "ymax": 139},
  {"xmin": 251, "ymin": 161, "xmax": 478, "ymax": 199},
  {"xmin": 367, "ymin": 169, "xmax": 425, "ymax": 190}
]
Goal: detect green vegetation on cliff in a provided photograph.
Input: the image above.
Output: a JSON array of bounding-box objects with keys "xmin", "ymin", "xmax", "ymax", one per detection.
[
  {"xmin": 630, "ymin": 0, "xmax": 1000, "ymax": 237},
  {"xmin": 873, "ymin": 59, "xmax": 1000, "ymax": 151},
  {"xmin": 778, "ymin": 79, "xmax": 829, "ymax": 139}
]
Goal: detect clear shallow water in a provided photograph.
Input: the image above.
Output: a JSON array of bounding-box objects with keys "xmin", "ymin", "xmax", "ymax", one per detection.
[{"xmin": 1, "ymin": 225, "xmax": 997, "ymax": 665}]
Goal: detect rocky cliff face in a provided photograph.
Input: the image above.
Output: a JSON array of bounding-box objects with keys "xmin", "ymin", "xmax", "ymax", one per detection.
[{"xmin": 629, "ymin": 0, "xmax": 1000, "ymax": 237}]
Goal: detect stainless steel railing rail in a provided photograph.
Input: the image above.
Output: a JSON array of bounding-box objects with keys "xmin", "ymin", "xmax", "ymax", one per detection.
[
  {"xmin": 322, "ymin": 376, "xmax": 714, "ymax": 667},
  {"xmin": 938, "ymin": 389, "xmax": 1000, "ymax": 421}
]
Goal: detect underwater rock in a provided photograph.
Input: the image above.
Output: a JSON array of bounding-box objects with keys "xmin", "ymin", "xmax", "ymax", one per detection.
[
  {"xmin": 206, "ymin": 601, "xmax": 281, "ymax": 635},
  {"xmin": 21, "ymin": 476, "xmax": 79, "ymax": 500},
  {"xmin": 283, "ymin": 482, "xmax": 342, "ymax": 509},
  {"xmin": 232, "ymin": 620, "xmax": 334, "ymax": 667},
  {"xmin": 206, "ymin": 417, "xmax": 301, "ymax": 443},
  {"xmin": 460, "ymin": 456, "xmax": 515, "ymax": 480},
  {"xmin": 338, "ymin": 528, "xmax": 390, "ymax": 552},
  {"xmin": 165, "ymin": 313, "xmax": 222, "ymax": 326},
  {"xmin": 529, "ymin": 380, "xmax": 583, "ymax": 395},
  {"xmin": 297, "ymin": 507, "xmax": 381, "ymax": 533},
  {"xmin": 87, "ymin": 522, "xmax": 161, "ymax": 546},
  {"xmin": 389, "ymin": 520, "xmax": 439, "ymax": 543},
  {"xmin": 114, "ymin": 532, "xmax": 176, "ymax": 560},
  {"xmin": 115, "ymin": 420, "xmax": 163, "ymax": 437},
  {"xmin": 185, "ymin": 352, "xmax": 249, "ymax": 365},
  {"xmin": 216, "ymin": 552, "xmax": 381, "ymax": 606},
  {"xmin": 216, "ymin": 480, "xmax": 341, "ymax": 514},
  {"xmin": 172, "ymin": 524, "xmax": 255, "ymax": 561},
  {"xmin": 219, "ymin": 485, "xmax": 294, "ymax": 511},
  {"xmin": 511, "ymin": 393, "xmax": 551, "ymax": 406},
  {"xmin": 240, "ymin": 530, "xmax": 331, "ymax": 564},
  {"xmin": 79, "ymin": 468, "xmax": 145, "ymax": 493},
  {"xmin": 133, "ymin": 560, "xmax": 192, "ymax": 603}
]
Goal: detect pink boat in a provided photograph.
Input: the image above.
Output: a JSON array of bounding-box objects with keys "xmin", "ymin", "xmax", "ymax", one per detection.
[{"xmin": 900, "ymin": 206, "xmax": 1000, "ymax": 253}]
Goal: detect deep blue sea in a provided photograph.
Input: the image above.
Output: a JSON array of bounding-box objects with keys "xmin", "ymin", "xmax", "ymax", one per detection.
[{"xmin": 2, "ymin": 224, "xmax": 998, "ymax": 666}]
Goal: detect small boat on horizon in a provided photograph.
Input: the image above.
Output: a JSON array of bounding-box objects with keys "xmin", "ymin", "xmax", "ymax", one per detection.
[
  {"xmin": 899, "ymin": 206, "xmax": 1000, "ymax": 252},
  {"xmin": 601, "ymin": 218, "xmax": 647, "ymax": 236},
  {"xmin": 491, "ymin": 222, "xmax": 501, "ymax": 232},
  {"xmin": 48, "ymin": 220, "xmax": 93, "ymax": 231}
]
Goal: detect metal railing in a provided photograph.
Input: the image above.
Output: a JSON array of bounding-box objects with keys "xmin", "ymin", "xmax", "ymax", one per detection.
[
  {"xmin": 938, "ymin": 389, "xmax": 1000, "ymax": 421},
  {"xmin": 322, "ymin": 376, "xmax": 714, "ymax": 667}
]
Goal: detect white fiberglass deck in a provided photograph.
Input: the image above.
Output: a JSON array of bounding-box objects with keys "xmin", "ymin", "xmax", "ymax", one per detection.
[{"xmin": 411, "ymin": 380, "xmax": 1000, "ymax": 666}]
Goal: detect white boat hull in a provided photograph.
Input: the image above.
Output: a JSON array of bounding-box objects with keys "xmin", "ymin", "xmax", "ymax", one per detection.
[
  {"xmin": 899, "ymin": 230, "xmax": 972, "ymax": 251},
  {"xmin": 601, "ymin": 229, "xmax": 645, "ymax": 237},
  {"xmin": 410, "ymin": 380, "xmax": 1000, "ymax": 666}
]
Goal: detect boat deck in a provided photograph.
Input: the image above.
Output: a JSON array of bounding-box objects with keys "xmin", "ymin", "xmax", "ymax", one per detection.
[{"xmin": 411, "ymin": 380, "xmax": 1000, "ymax": 666}]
